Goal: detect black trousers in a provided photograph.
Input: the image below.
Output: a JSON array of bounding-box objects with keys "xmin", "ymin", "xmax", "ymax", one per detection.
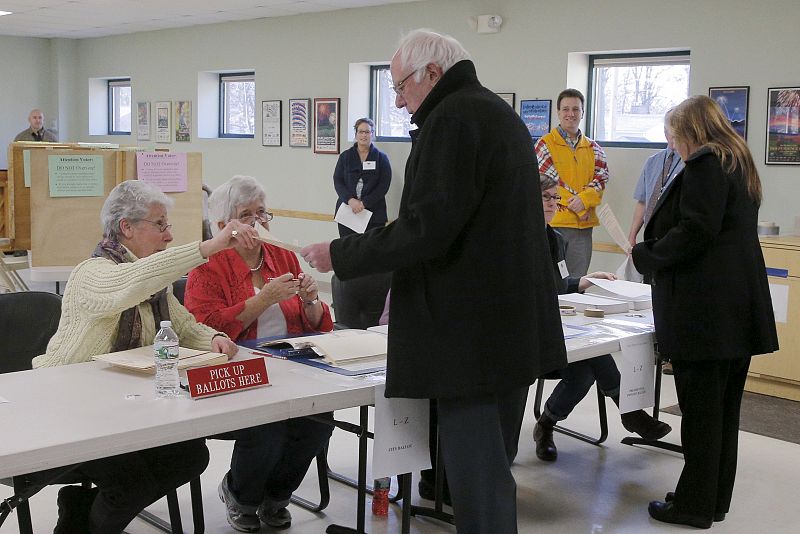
[
  {"xmin": 71, "ymin": 439, "xmax": 209, "ymax": 533},
  {"xmin": 671, "ymin": 356, "xmax": 751, "ymax": 519},
  {"xmin": 438, "ymin": 393, "xmax": 518, "ymax": 534}
]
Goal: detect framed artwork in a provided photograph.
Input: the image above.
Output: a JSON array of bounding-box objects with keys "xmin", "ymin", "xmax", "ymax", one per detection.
[
  {"xmin": 314, "ymin": 97, "xmax": 340, "ymax": 154},
  {"xmin": 708, "ymin": 86, "xmax": 749, "ymax": 139},
  {"xmin": 519, "ymin": 99, "xmax": 552, "ymax": 139},
  {"xmin": 289, "ymin": 98, "xmax": 311, "ymax": 147},
  {"xmin": 136, "ymin": 101, "xmax": 150, "ymax": 141},
  {"xmin": 261, "ymin": 100, "xmax": 282, "ymax": 146},
  {"xmin": 496, "ymin": 92, "xmax": 516, "ymax": 108},
  {"xmin": 174, "ymin": 100, "xmax": 191, "ymax": 142},
  {"xmin": 766, "ymin": 87, "xmax": 800, "ymax": 165},
  {"xmin": 155, "ymin": 101, "xmax": 171, "ymax": 143}
]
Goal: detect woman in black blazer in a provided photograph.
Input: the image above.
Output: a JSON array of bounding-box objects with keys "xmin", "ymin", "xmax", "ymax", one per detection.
[
  {"xmin": 632, "ymin": 96, "xmax": 778, "ymax": 529},
  {"xmin": 332, "ymin": 118, "xmax": 392, "ymax": 237}
]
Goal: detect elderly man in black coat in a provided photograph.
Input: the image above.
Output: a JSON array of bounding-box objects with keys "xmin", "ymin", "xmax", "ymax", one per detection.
[{"xmin": 302, "ymin": 29, "xmax": 565, "ymax": 533}]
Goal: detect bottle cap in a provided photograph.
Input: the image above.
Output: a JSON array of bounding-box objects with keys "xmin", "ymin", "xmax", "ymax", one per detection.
[{"xmin": 160, "ymin": 320, "xmax": 172, "ymax": 327}]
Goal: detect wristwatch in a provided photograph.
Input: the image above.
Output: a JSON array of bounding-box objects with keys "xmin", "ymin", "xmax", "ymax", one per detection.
[{"xmin": 303, "ymin": 297, "xmax": 320, "ymax": 306}]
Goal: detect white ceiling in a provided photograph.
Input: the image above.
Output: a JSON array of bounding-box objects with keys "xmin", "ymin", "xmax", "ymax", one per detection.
[{"xmin": 0, "ymin": 0, "xmax": 424, "ymax": 39}]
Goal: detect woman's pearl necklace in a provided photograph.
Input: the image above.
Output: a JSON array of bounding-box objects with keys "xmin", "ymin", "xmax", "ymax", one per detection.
[{"xmin": 249, "ymin": 251, "xmax": 264, "ymax": 272}]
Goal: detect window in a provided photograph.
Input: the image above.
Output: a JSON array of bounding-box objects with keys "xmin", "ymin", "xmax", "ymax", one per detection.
[
  {"xmin": 371, "ymin": 65, "xmax": 412, "ymax": 140},
  {"xmin": 108, "ymin": 78, "xmax": 131, "ymax": 135},
  {"xmin": 219, "ymin": 72, "xmax": 255, "ymax": 138},
  {"xmin": 587, "ymin": 52, "xmax": 690, "ymax": 147}
]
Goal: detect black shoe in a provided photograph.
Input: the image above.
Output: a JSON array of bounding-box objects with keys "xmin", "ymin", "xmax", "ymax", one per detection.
[
  {"xmin": 533, "ymin": 418, "xmax": 558, "ymax": 462},
  {"xmin": 54, "ymin": 485, "xmax": 99, "ymax": 534},
  {"xmin": 621, "ymin": 410, "xmax": 672, "ymax": 441},
  {"xmin": 418, "ymin": 477, "xmax": 451, "ymax": 506},
  {"xmin": 665, "ymin": 492, "xmax": 726, "ymax": 522},
  {"xmin": 648, "ymin": 500, "xmax": 712, "ymax": 529}
]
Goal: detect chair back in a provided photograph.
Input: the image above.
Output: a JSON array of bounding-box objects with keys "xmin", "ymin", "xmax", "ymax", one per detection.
[
  {"xmin": 173, "ymin": 277, "xmax": 188, "ymax": 305},
  {"xmin": 0, "ymin": 291, "xmax": 62, "ymax": 373},
  {"xmin": 331, "ymin": 272, "xmax": 391, "ymax": 330}
]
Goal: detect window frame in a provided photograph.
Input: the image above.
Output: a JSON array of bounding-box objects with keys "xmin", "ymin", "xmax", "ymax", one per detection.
[
  {"xmin": 218, "ymin": 71, "xmax": 256, "ymax": 139},
  {"xmin": 107, "ymin": 78, "xmax": 131, "ymax": 135},
  {"xmin": 370, "ymin": 65, "xmax": 411, "ymax": 142},
  {"xmin": 586, "ymin": 51, "xmax": 690, "ymax": 149}
]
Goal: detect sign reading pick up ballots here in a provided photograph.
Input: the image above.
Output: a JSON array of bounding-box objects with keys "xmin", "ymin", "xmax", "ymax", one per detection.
[{"xmin": 186, "ymin": 358, "xmax": 269, "ymax": 399}]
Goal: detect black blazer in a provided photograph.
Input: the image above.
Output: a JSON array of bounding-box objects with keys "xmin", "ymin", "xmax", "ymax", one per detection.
[
  {"xmin": 632, "ymin": 147, "xmax": 778, "ymax": 360},
  {"xmin": 333, "ymin": 144, "xmax": 392, "ymax": 225},
  {"xmin": 331, "ymin": 61, "xmax": 566, "ymax": 398}
]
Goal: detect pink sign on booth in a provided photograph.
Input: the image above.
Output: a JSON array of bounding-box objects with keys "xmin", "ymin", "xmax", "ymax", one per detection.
[{"xmin": 136, "ymin": 152, "xmax": 188, "ymax": 192}]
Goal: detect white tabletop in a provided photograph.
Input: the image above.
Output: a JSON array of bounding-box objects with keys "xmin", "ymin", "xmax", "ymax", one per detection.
[
  {"xmin": 0, "ymin": 350, "xmax": 375, "ymax": 480},
  {"xmin": 0, "ymin": 312, "xmax": 654, "ymax": 481}
]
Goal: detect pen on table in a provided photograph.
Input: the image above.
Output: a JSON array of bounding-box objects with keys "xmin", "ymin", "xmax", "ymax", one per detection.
[
  {"xmin": 250, "ymin": 350, "xmax": 286, "ymax": 360},
  {"xmin": 267, "ymin": 277, "xmax": 299, "ymax": 282}
]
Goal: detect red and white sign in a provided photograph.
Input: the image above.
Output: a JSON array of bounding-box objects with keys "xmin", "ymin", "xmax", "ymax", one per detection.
[{"xmin": 186, "ymin": 357, "xmax": 270, "ymax": 399}]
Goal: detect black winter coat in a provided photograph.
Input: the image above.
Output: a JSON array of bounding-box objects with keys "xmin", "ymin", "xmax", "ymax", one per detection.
[
  {"xmin": 331, "ymin": 60, "xmax": 566, "ymax": 398},
  {"xmin": 632, "ymin": 147, "xmax": 778, "ymax": 360}
]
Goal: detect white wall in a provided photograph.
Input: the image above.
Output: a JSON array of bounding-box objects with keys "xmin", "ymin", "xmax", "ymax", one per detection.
[
  {"xmin": 5, "ymin": 0, "xmax": 800, "ymax": 274},
  {"xmin": 0, "ymin": 36, "xmax": 57, "ymax": 167}
]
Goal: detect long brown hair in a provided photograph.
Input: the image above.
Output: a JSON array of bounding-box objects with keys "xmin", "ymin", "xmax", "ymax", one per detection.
[{"xmin": 669, "ymin": 95, "xmax": 761, "ymax": 205}]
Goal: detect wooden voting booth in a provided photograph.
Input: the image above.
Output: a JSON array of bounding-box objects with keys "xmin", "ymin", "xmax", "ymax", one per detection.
[{"xmin": 4, "ymin": 142, "xmax": 202, "ymax": 267}]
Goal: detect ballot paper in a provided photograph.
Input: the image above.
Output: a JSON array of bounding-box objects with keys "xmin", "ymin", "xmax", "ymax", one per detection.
[
  {"xmin": 585, "ymin": 278, "xmax": 651, "ymax": 300},
  {"xmin": 334, "ymin": 203, "xmax": 373, "ymax": 234},
  {"xmin": 254, "ymin": 224, "xmax": 303, "ymax": 253},
  {"xmin": 597, "ymin": 204, "xmax": 631, "ymax": 253}
]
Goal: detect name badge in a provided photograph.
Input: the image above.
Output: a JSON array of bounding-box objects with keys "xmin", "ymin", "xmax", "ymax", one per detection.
[
  {"xmin": 186, "ymin": 357, "xmax": 270, "ymax": 399},
  {"xmin": 557, "ymin": 260, "xmax": 569, "ymax": 279},
  {"xmin": 362, "ymin": 161, "xmax": 376, "ymax": 170}
]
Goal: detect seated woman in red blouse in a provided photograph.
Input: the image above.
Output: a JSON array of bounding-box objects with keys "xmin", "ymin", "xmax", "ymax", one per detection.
[{"xmin": 186, "ymin": 175, "xmax": 333, "ymax": 532}]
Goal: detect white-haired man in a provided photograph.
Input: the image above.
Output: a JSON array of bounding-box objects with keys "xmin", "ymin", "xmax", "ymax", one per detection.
[
  {"xmin": 303, "ymin": 29, "xmax": 565, "ymax": 532},
  {"xmin": 14, "ymin": 108, "xmax": 58, "ymax": 142}
]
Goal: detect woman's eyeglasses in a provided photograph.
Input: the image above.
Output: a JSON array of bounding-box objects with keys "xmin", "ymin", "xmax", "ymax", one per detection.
[
  {"xmin": 541, "ymin": 193, "xmax": 562, "ymax": 202},
  {"xmin": 238, "ymin": 210, "xmax": 274, "ymax": 226},
  {"xmin": 138, "ymin": 219, "xmax": 173, "ymax": 233}
]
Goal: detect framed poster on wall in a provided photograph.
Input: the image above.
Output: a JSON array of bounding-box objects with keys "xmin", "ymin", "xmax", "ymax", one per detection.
[
  {"xmin": 519, "ymin": 99, "xmax": 552, "ymax": 139},
  {"xmin": 289, "ymin": 98, "xmax": 311, "ymax": 147},
  {"xmin": 137, "ymin": 101, "xmax": 150, "ymax": 141},
  {"xmin": 155, "ymin": 101, "xmax": 171, "ymax": 143},
  {"xmin": 174, "ymin": 100, "xmax": 191, "ymax": 142},
  {"xmin": 766, "ymin": 87, "xmax": 800, "ymax": 165},
  {"xmin": 314, "ymin": 97, "xmax": 340, "ymax": 154},
  {"xmin": 708, "ymin": 86, "xmax": 749, "ymax": 139},
  {"xmin": 262, "ymin": 100, "xmax": 282, "ymax": 146}
]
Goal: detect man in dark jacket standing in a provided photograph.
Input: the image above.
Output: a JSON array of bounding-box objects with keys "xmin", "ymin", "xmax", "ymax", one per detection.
[{"xmin": 302, "ymin": 29, "xmax": 565, "ymax": 533}]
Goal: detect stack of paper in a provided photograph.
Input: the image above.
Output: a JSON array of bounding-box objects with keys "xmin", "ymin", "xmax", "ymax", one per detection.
[
  {"xmin": 585, "ymin": 278, "xmax": 652, "ymax": 309},
  {"xmin": 558, "ymin": 293, "xmax": 630, "ymax": 314},
  {"xmin": 255, "ymin": 224, "xmax": 304, "ymax": 253},
  {"xmin": 93, "ymin": 346, "xmax": 228, "ymax": 373},
  {"xmin": 259, "ymin": 329, "xmax": 387, "ymax": 366}
]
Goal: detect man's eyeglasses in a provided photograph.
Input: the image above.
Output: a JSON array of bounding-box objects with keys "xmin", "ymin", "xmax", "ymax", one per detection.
[
  {"xmin": 541, "ymin": 193, "xmax": 562, "ymax": 202},
  {"xmin": 138, "ymin": 219, "xmax": 173, "ymax": 233},
  {"xmin": 238, "ymin": 210, "xmax": 274, "ymax": 226},
  {"xmin": 391, "ymin": 69, "xmax": 419, "ymax": 96}
]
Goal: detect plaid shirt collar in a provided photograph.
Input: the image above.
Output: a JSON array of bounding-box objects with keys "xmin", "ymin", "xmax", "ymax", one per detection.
[{"xmin": 557, "ymin": 125, "xmax": 582, "ymax": 149}]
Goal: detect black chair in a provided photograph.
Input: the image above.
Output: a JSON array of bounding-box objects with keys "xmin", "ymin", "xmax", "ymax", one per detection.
[
  {"xmin": 532, "ymin": 378, "xmax": 609, "ymax": 446},
  {"xmin": 172, "ymin": 277, "xmax": 188, "ymax": 305},
  {"xmin": 0, "ymin": 291, "xmax": 201, "ymax": 534},
  {"xmin": 331, "ymin": 272, "xmax": 391, "ymax": 330}
]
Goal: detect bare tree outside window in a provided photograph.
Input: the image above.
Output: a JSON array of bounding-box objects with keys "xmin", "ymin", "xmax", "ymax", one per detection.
[
  {"xmin": 590, "ymin": 54, "xmax": 690, "ymax": 146},
  {"xmin": 220, "ymin": 73, "xmax": 255, "ymax": 137},
  {"xmin": 373, "ymin": 66, "xmax": 413, "ymax": 139}
]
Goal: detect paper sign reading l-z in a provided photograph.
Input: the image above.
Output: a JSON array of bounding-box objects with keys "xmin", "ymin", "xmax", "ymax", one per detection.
[{"xmin": 186, "ymin": 357, "xmax": 269, "ymax": 399}]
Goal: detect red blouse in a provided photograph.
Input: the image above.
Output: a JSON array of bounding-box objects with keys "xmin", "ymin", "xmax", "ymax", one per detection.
[{"xmin": 185, "ymin": 244, "xmax": 333, "ymax": 341}]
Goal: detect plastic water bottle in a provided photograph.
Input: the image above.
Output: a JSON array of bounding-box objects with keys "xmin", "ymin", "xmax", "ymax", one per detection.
[
  {"xmin": 154, "ymin": 320, "xmax": 180, "ymax": 398},
  {"xmin": 371, "ymin": 477, "xmax": 390, "ymax": 517}
]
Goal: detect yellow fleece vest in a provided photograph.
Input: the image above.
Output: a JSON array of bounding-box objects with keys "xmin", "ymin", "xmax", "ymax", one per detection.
[{"xmin": 542, "ymin": 128, "xmax": 602, "ymax": 229}]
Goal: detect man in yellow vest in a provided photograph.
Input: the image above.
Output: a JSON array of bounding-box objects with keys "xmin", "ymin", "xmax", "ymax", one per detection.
[{"xmin": 535, "ymin": 89, "xmax": 609, "ymax": 277}]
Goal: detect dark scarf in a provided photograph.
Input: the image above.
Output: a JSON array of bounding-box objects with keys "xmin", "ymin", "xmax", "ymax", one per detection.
[{"xmin": 92, "ymin": 238, "xmax": 170, "ymax": 351}]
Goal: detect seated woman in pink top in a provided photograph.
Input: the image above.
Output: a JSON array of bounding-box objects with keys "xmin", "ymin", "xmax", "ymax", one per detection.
[{"xmin": 186, "ymin": 175, "xmax": 333, "ymax": 532}]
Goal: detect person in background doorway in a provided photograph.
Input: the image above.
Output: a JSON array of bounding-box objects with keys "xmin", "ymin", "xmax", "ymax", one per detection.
[
  {"xmin": 14, "ymin": 108, "xmax": 58, "ymax": 142},
  {"xmin": 333, "ymin": 118, "xmax": 392, "ymax": 237}
]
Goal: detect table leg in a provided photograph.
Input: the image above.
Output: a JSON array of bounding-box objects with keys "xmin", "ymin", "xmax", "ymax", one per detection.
[{"xmin": 326, "ymin": 405, "xmax": 369, "ymax": 534}]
